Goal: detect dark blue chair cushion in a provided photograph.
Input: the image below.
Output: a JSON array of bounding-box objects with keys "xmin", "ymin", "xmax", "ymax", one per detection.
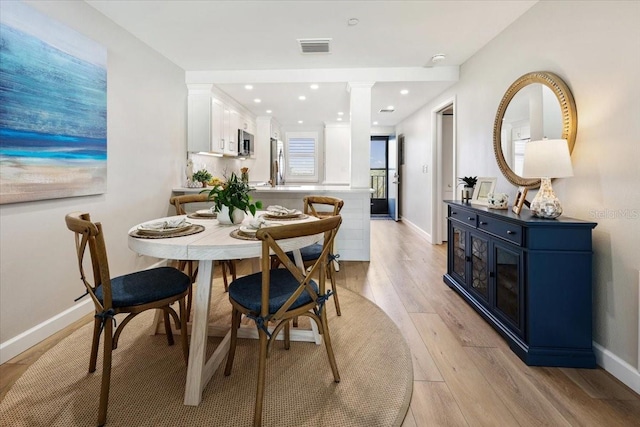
[
  {"xmin": 95, "ymin": 267, "xmax": 190, "ymax": 308},
  {"xmin": 286, "ymin": 243, "xmax": 323, "ymax": 262},
  {"xmin": 229, "ymin": 269, "xmax": 318, "ymax": 314}
]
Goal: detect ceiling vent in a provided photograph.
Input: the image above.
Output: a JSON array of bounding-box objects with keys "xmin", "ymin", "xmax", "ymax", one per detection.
[
  {"xmin": 379, "ymin": 108, "xmax": 395, "ymax": 113},
  {"xmin": 298, "ymin": 38, "xmax": 332, "ymax": 54}
]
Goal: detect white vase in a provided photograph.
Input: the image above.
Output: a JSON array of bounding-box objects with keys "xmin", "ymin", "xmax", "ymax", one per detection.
[{"xmin": 217, "ymin": 205, "xmax": 245, "ymax": 225}]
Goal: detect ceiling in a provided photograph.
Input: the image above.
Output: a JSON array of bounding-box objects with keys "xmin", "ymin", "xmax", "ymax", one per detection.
[{"xmin": 86, "ymin": 0, "xmax": 538, "ymax": 128}]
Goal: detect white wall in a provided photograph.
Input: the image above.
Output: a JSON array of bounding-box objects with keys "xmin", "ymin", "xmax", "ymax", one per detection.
[
  {"xmin": 324, "ymin": 123, "xmax": 351, "ymax": 184},
  {"xmin": 396, "ymin": 111, "xmax": 432, "ymax": 234},
  {"xmin": 0, "ymin": 1, "xmax": 187, "ymax": 358},
  {"xmin": 396, "ymin": 0, "xmax": 640, "ymax": 390}
]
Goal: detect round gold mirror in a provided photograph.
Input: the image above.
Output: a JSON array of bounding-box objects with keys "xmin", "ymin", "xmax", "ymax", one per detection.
[{"xmin": 493, "ymin": 71, "xmax": 577, "ymax": 188}]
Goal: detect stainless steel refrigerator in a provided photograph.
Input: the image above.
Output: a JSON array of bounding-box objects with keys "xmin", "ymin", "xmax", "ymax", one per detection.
[{"xmin": 270, "ymin": 138, "xmax": 285, "ymax": 185}]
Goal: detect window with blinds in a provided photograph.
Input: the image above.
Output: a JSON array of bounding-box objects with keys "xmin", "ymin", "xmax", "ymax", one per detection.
[{"xmin": 286, "ymin": 132, "xmax": 318, "ymax": 181}]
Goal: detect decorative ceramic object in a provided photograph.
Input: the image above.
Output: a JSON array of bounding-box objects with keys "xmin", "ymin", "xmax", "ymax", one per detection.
[
  {"xmin": 487, "ymin": 192, "xmax": 509, "ymax": 209},
  {"xmin": 217, "ymin": 204, "xmax": 245, "ymax": 225}
]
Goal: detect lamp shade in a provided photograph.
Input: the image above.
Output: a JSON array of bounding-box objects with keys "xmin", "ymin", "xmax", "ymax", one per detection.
[{"xmin": 522, "ymin": 139, "xmax": 574, "ymax": 178}]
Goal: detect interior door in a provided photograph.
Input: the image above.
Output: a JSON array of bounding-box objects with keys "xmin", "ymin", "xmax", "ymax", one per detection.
[
  {"xmin": 387, "ymin": 135, "xmax": 399, "ymax": 221},
  {"xmin": 441, "ymin": 113, "xmax": 454, "ymax": 238}
]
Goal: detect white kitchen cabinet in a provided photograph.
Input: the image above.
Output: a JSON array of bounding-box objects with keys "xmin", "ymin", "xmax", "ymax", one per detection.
[
  {"xmin": 225, "ymin": 110, "xmax": 240, "ymax": 156},
  {"xmin": 210, "ymin": 98, "xmax": 226, "ymax": 153},
  {"xmin": 188, "ymin": 93, "xmax": 222, "ymax": 154}
]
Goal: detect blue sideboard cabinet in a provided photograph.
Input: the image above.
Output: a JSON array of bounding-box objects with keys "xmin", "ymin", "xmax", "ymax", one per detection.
[{"xmin": 443, "ymin": 201, "xmax": 597, "ymax": 368}]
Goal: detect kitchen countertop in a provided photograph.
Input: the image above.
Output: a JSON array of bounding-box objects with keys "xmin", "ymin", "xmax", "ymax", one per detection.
[{"xmin": 173, "ymin": 184, "xmax": 373, "ymax": 194}]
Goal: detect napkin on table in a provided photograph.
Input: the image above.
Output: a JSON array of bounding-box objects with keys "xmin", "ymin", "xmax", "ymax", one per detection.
[
  {"xmin": 141, "ymin": 218, "xmax": 187, "ymax": 230},
  {"xmin": 266, "ymin": 205, "xmax": 297, "ymax": 215},
  {"xmin": 248, "ymin": 217, "xmax": 272, "ymax": 229}
]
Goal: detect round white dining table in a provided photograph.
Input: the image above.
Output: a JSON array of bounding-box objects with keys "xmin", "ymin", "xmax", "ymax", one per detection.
[{"xmin": 128, "ymin": 212, "xmax": 320, "ymax": 406}]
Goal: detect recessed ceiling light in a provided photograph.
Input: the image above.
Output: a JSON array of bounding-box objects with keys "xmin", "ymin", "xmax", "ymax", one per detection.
[
  {"xmin": 298, "ymin": 120, "xmax": 303, "ymax": 124},
  {"xmin": 244, "ymin": 84, "xmax": 253, "ymax": 90},
  {"xmin": 373, "ymin": 121, "xmax": 379, "ymax": 125},
  {"xmin": 347, "ymin": 18, "xmax": 359, "ymax": 26},
  {"xmin": 310, "ymin": 84, "xmax": 319, "ymax": 90},
  {"xmin": 400, "ymin": 89, "xmax": 409, "ymax": 95},
  {"xmin": 299, "ymin": 95, "xmax": 306, "ymax": 101},
  {"xmin": 337, "ymin": 117, "xmax": 342, "ymax": 121},
  {"xmin": 431, "ymin": 53, "xmax": 446, "ymax": 63},
  {"xmin": 337, "ymin": 112, "xmax": 344, "ymax": 116},
  {"xmin": 266, "ymin": 110, "xmax": 272, "ymax": 114},
  {"xmin": 254, "ymin": 98, "xmax": 261, "ymax": 103},
  {"xmin": 387, "ymin": 105, "xmax": 394, "ymax": 110}
]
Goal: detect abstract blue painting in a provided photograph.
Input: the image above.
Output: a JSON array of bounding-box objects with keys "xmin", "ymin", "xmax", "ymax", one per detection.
[{"xmin": 0, "ymin": 1, "xmax": 107, "ymax": 204}]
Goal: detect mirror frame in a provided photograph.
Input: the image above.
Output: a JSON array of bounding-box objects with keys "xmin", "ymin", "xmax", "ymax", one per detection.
[{"xmin": 493, "ymin": 71, "xmax": 577, "ymax": 188}]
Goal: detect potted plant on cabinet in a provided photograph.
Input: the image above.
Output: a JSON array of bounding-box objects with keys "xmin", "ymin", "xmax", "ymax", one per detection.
[
  {"xmin": 204, "ymin": 172, "xmax": 263, "ymax": 225},
  {"xmin": 457, "ymin": 176, "xmax": 477, "ymax": 201}
]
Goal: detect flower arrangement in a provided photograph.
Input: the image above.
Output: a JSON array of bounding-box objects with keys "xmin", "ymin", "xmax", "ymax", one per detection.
[
  {"xmin": 192, "ymin": 169, "xmax": 212, "ymax": 185},
  {"xmin": 204, "ymin": 172, "xmax": 262, "ymax": 217}
]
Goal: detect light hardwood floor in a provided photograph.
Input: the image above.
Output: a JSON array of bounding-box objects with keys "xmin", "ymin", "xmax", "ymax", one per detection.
[{"xmin": 2, "ymin": 219, "xmax": 639, "ymax": 426}]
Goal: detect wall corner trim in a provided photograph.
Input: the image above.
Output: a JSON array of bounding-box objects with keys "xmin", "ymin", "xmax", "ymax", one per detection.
[{"xmin": 593, "ymin": 341, "xmax": 640, "ymax": 395}]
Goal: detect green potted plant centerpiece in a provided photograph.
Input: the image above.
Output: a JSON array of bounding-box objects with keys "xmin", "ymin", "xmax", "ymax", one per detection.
[
  {"xmin": 204, "ymin": 172, "xmax": 262, "ymax": 225},
  {"xmin": 192, "ymin": 169, "xmax": 212, "ymax": 188},
  {"xmin": 457, "ymin": 176, "xmax": 478, "ymax": 202}
]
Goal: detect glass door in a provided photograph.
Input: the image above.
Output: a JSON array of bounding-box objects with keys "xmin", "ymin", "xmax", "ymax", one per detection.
[
  {"xmin": 370, "ymin": 136, "xmax": 388, "ymax": 215},
  {"xmin": 494, "ymin": 242, "xmax": 523, "ymax": 335},
  {"xmin": 469, "ymin": 232, "xmax": 489, "ymax": 303}
]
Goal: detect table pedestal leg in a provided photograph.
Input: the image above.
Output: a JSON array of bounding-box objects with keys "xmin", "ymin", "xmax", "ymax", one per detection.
[{"xmin": 184, "ymin": 260, "xmax": 226, "ymax": 406}]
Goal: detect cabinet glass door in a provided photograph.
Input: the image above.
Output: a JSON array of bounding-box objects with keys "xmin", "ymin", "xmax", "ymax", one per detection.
[
  {"xmin": 470, "ymin": 234, "xmax": 489, "ymax": 301},
  {"xmin": 451, "ymin": 225, "xmax": 466, "ymax": 282},
  {"xmin": 495, "ymin": 244, "xmax": 521, "ymax": 330}
]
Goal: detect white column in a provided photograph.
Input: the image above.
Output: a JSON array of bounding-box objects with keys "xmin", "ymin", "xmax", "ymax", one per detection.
[{"xmin": 348, "ymin": 82, "xmax": 374, "ymax": 188}]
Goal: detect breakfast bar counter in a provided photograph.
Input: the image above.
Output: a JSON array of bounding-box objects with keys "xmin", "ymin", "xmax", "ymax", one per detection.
[{"xmin": 172, "ymin": 185, "xmax": 372, "ymax": 261}]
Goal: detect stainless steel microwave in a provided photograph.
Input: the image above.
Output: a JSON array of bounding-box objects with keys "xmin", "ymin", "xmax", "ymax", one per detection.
[{"xmin": 238, "ymin": 130, "xmax": 254, "ymax": 157}]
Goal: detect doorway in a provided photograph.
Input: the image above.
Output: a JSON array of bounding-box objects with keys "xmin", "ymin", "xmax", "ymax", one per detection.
[
  {"xmin": 431, "ymin": 98, "xmax": 456, "ymax": 244},
  {"xmin": 370, "ymin": 136, "xmax": 389, "ymax": 215}
]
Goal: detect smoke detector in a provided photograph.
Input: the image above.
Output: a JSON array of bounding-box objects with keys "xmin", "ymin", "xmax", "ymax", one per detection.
[
  {"xmin": 298, "ymin": 38, "xmax": 332, "ymax": 54},
  {"xmin": 431, "ymin": 53, "xmax": 446, "ymax": 63}
]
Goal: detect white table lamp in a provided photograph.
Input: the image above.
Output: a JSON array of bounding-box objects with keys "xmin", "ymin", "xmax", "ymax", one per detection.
[{"xmin": 522, "ymin": 139, "xmax": 573, "ymax": 219}]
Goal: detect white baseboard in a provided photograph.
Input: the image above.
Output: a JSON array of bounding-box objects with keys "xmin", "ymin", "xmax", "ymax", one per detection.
[
  {"xmin": 593, "ymin": 341, "xmax": 640, "ymax": 395},
  {"xmin": 400, "ymin": 216, "xmax": 433, "ymax": 243},
  {"xmin": 0, "ymin": 259, "xmax": 169, "ymax": 365},
  {"xmin": 0, "ymin": 299, "xmax": 94, "ymax": 364}
]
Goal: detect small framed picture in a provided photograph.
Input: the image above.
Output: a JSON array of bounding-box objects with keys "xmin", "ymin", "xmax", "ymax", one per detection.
[
  {"xmin": 512, "ymin": 186, "xmax": 528, "ymax": 214},
  {"xmin": 471, "ymin": 177, "xmax": 497, "ymax": 205}
]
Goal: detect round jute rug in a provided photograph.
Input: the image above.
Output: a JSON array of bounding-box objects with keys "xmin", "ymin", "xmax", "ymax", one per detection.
[{"xmin": 0, "ymin": 286, "xmax": 412, "ymax": 426}]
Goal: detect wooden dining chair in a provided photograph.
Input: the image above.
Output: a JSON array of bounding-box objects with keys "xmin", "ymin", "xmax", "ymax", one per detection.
[
  {"xmin": 170, "ymin": 193, "xmax": 237, "ymax": 296},
  {"xmin": 224, "ymin": 215, "xmax": 342, "ymax": 427},
  {"xmin": 272, "ymin": 195, "xmax": 344, "ymax": 315},
  {"xmin": 65, "ymin": 212, "xmax": 190, "ymax": 427}
]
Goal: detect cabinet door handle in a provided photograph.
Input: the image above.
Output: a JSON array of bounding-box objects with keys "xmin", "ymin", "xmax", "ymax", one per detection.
[
  {"xmin": 507, "ymin": 230, "xmax": 515, "ymax": 235},
  {"xmin": 451, "ymin": 211, "xmax": 457, "ymax": 215},
  {"xmin": 467, "ymin": 217, "xmax": 474, "ymax": 221},
  {"xmin": 480, "ymin": 221, "xmax": 487, "ymax": 225},
  {"xmin": 465, "ymin": 256, "xmax": 471, "ymax": 262}
]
